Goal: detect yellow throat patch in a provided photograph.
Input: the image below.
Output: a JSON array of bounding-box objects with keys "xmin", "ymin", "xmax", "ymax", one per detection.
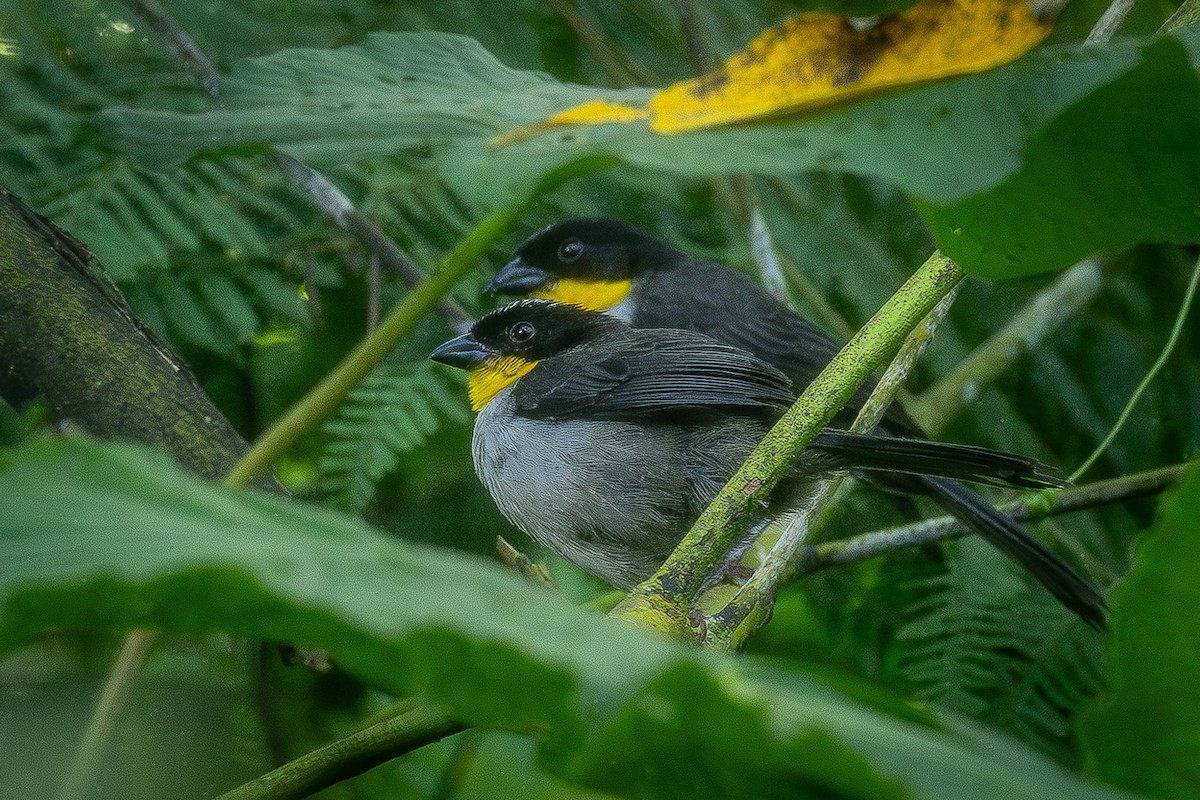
[
  {"xmin": 468, "ymin": 355, "xmax": 539, "ymax": 411},
  {"xmin": 532, "ymin": 277, "xmax": 631, "ymax": 312}
]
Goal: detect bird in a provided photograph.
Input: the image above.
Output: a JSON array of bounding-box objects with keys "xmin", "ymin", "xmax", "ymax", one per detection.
[
  {"xmin": 484, "ymin": 218, "xmax": 1107, "ymax": 626},
  {"xmin": 431, "ymin": 299, "xmax": 1105, "ymax": 627},
  {"xmin": 485, "ymin": 216, "xmax": 911, "ymax": 433}
]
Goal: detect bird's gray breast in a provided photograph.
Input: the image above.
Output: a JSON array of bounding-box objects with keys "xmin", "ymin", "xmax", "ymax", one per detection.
[{"xmin": 470, "ymin": 386, "xmax": 696, "ymax": 589}]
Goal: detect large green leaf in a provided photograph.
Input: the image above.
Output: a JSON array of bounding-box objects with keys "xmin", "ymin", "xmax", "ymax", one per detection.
[
  {"xmin": 107, "ymin": 28, "xmax": 1200, "ymax": 278},
  {"xmin": 0, "ymin": 436, "xmax": 1133, "ymax": 800},
  {"xmin": 1079, "ymin": 460, "xmax": 1200, "ymax": 799}
]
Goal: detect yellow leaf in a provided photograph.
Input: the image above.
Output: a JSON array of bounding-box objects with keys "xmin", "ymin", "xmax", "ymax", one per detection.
[
  {"xmin": 494, "ymin": 0, "xmax": 1053, "ymax": 146},
  {"xmin": 490, "ymin": 99, "xmax": 647, "ymax": 149},
  {"xmin": 647, "ymin": 0, "xmax": 1054, "ymax": 134}
]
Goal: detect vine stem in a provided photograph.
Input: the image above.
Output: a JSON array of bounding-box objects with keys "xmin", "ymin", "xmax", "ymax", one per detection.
[
  {"xmin": 54, "ymin": 631, "xmax": 157, "ymax": 800},
  {"xmin": 1069, "ymin": 252, "xmax": 1200, "ymax": 482}
]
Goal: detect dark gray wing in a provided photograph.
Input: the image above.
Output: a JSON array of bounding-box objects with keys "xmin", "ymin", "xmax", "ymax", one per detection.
[
  {"xmin": 636, "ymin": 257, "xmax": 925, "ymax": 436},
  {"xmin": 512, "ymin": 329, "xmax": 794, "ymax": 420}
]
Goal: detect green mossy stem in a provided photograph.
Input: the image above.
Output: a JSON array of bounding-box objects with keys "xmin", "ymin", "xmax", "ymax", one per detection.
[
  {"xmin": 213, "ymin": 700, "xmax": 463, "ymax": 800},
  {"xmin": 223, "ymin": 155, "xmax": 616, "ymax": 490},
  {"xmin": 608, "ymin": 251, "xmax": 964, "ymax": 640}
]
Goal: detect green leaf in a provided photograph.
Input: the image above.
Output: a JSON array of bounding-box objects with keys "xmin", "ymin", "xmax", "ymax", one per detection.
[
  {"xmin": 918, "ymin": 35, "xmax": 1200, "ymax": 280},
  {"xmin": 107, "ymin": 29, "xmax": 1200, "ymax": 278},
  {"xmin": 0, "ymin": 436, "xmax": 1134, "ymax": 800},
  {"xmin": 1080, "ymin": 460, "xmax": 1200, "ymax": 799}
]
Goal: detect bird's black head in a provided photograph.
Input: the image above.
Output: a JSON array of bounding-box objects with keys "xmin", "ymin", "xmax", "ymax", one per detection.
[
  {"xmin": 430, "ymin": 300, "xmax": 623, "ymax": 410},
  {"xmin": 485, "ymin": 218, "xmax": 674, "ymax": 310},
  {"xmin": 466, "ymin": 299, "xmax": 622, "ymax": 361}
]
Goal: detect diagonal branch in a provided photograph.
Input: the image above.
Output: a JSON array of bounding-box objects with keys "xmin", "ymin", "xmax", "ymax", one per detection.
[
  {"xmin": 705, "ymin": 279, "xmax": 961, "ymax": 650},
  {"xmin": 213, "ymin": 700, "xmax": 464, "ymax": 800},
  {"xmin": 609, "ymin": 251, "xmax": 964, "ymax": 640}
]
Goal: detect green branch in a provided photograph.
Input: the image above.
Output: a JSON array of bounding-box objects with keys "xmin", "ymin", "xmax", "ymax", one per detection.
[
  {"xmin": 214, "ymin": 701, "xmax": 464, "ymax": 800},
  {"xmin": 704, "ymin": 278, "xmax": 962, "ymax": 650},
  {"xmin": 609, "ymin": 251, "xmax": 964, "ymax": 639},
  {"xmin": 224, "ymin": 155, "xmax": 614, "ymax": 490},
  {"xmin": 791, "ymin": 462, "xmax": 1189, "ymax": 579}
]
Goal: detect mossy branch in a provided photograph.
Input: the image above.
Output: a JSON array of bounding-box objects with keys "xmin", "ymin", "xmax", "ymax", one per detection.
[
  {"xmin": 608, "ymin": 251, "xmax": 964, "ymax": 639},
  {"xmin": 213, "ymin": 700, "xmax": 463, "ymax": 800},
  {"xmin": 703, "ymin": 282, "xmax": 962, "ymax": 650}
]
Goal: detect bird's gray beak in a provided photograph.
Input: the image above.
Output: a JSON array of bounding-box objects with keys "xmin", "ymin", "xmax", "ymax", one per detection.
[
  {"xmin": 430, "ymin": 335, "xmax": 493, "ymax": 370},
  {"xmin": 485, "ymin": 257, "xmax": 553, "ymax": 295}
]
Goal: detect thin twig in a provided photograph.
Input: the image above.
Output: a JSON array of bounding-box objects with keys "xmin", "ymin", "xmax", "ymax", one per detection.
[
  {"xmin": 1160, "ymin": 0, "xmax": 1200, "ymax": 32},
  {"xmin": 777, "ymin": 250, "xmax": 858, "ymax": 341},
  {"xmin": 791, "ymin": 462, "xmax": 1188, "ymax": 578},
  {"xmin": 854, "ymin": 285, "xmax": 960, "ymax": 432},
  {"xmin": 1086, "ymin": 0, "xmax": 1137, "ymax": 44},
  {"xmin": 542, "ymin": 0, "xmax": 650, "ymax": 87},
  {"xmin": 273, "ymin": 153, "xmax": 473, "ymax": 333},
  {"xmin": 56, "ymin": 631, "xmax": 157, "ymax": 800},
  {"xmin": 673, "ymin": 0, "xmax": 709, "ymax": 74},
  {"xmin": 124, "ymin": 0, "xmax": 220, "ymax": 96},
  {"xmin": 1070, "ymin": 253, "xmax": 1200, "ymax": 481},
  {"xmin": 746, "ymin": 203, "xmax": 790, "ymax": 303}
]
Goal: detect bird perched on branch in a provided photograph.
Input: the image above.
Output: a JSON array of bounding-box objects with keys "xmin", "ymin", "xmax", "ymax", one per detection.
[
  {"xmin": 432, "ymin": 299, "xmax": 1105, "ymax": 627},
  {"xmin": 481, "ymin": 218, "xmax": 1106, "ymax": 627}
]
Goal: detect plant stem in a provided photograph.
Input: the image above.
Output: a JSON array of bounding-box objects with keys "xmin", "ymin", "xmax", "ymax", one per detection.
[
  {"xmin": 272, "ymin": 153, "xmax": 473, "ymax": 332},
  {"xmin": 707, "ymin": 278, "xmax": 961, "ymax": 650},
  {"xmin": 1086, "ymin": 0, "xmax": 1137, "ymax": 44},
  {"xmin": 790, "ymin": 462, "xmax": 1189, "ymax": 578},
  {"xmin": 543, "ymin": 0, "xmax": 651, "ymax": 87},
  {"xmin": 1069, "ymin": 253, "xmax": 1200, "ymax": 481},
  {"xmin": 1161, "ymin": 0, "xmax": 1200, "ymax": 32},
  {"xmin": 124, "ymin": 0, "xmax": 221, "ymax": 96},
  {"xmin": 213, "ymin": 701, "xmax": 464, "ymax": 800},
  {"xmin": 224, "ymin": 156, "xmax": 611, "ymax": 490},
  {"xmin": 56, "ymin": 631, "xmax": 157, "ymax": 800},
  {"xmin": 609, "ymin": 251, "xmax": 964, "ymax": 639}
]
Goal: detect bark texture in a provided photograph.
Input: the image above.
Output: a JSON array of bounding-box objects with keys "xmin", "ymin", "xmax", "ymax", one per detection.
[{"xmin": 0, "ymin": 187, "xmax": 265, "ymax": 485}]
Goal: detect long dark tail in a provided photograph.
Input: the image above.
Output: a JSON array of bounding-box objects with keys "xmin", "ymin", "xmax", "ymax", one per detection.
[
  {"xmin": 809, "ymin": 430, "xmax": 1065, "ymax": 490},
  {"xmin": 919, "ymin": 476, "xmax": 1107, "ymax": 628}
]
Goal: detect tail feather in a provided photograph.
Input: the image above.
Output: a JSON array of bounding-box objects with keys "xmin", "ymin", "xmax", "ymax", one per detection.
[
  {"xmin": 919, "ymin": 475, "xmax": 1107, "ymax": 629},
  {"xmin": 809, "ymin": 430, "xmax": 1066, "ymax": 489}
]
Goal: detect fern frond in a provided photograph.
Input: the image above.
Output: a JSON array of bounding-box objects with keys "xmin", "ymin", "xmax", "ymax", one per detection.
[
  {"xmin": 896, "ymin": 538, "xmax": 1103, "ymax": 759},
  {"xmin": 314, "ymin": 362, "xmax": 470, "ymax": 511}
]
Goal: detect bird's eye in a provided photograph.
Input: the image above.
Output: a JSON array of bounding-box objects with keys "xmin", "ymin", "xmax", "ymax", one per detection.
[
  {"xmin": 557, "ymin": 238, "xmax": 584, "ymax": 262},
  {"xmin": 509, "ymin": 321, "xmax": 536, "ymax": 343}
]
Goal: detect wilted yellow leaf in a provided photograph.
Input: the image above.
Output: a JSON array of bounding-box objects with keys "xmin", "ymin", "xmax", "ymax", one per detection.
[
  {"xmin": 648, "ymin": 0, "xmax": 1053, "ymax": 133},
  {"xmin": 492, "ymin": 0, "xmax": 1053, "ymax": 146}
]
